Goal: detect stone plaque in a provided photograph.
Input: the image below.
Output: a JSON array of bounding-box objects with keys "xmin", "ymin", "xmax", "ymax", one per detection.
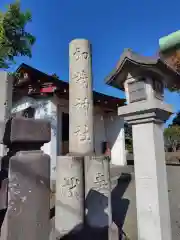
[{"xmin": 128, "ymin": 80, "xmax": 147, "ymax": 103}]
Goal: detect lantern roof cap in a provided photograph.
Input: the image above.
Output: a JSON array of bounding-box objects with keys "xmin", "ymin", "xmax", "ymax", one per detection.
[{"xmin": 105, "ymin": 48, "xmax": 180, "ymax": 91}]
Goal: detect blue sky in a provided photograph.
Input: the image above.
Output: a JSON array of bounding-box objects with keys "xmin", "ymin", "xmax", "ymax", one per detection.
[{"xmin": 1, "ymin": 0, "xmax": 180, "ymax": 125}]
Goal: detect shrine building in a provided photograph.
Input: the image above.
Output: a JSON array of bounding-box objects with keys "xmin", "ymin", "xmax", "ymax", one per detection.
[{"xmin": 12, "ymin": 63, "xmax": 126, "ymax": 183}]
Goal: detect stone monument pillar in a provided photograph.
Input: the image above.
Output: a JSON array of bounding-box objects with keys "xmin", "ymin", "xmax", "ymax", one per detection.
[
  {"xmin": 56, "ymin": 39, "xmax": 113, "ymax": 239},
  {"xmin": 55, "ymin": 39, "xmax": 94, "ymax": 238},
  {"xmin": 105, "ymin": 49, "xmax": 173, "ymax": 240},
  {"xmin": 69, "ymin": 39, "xmax": 94, "ymax": 155}
]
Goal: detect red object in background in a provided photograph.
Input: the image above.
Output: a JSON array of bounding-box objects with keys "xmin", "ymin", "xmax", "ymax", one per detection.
[
  {"xmin": 40, "ymin": 86, "xmax": 56, "ymax": 93},
  {"xmin": 102, "ymin": 141, "xmax": 111, "ymax": 157}
]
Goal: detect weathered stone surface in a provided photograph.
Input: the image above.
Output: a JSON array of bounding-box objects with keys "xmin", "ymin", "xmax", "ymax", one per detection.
[
  {"xmin": 55, "ymin": 156, "xmax": 84, "ymax": 238},
  {"xmin": 3, "ymin": 117, "xmax": 51, "ymax": 145},
  {"xmin": 69, "ymin": 39, "xmax": 94, "ymax": 155},
  {"xmin": 1, "ymin": 150, "xmax": 50, "ymax": 240},
  {"xmin": 129, "ymin": 122, "xmax": 172, "ymax": 240},
  {"xmin": 0, "ymin": 72, "xmax": 13, "ymax": 161},
  {"xmin": 119, "ymin": 107, "xmax": 172, "ymax": 240},
  {"xmin": 84, "ymin": 156, "xmax": 112, "ymax": 228},
  {"xmin": 127, "ymin": 152, "xmax": 180, "ymax": 165}
]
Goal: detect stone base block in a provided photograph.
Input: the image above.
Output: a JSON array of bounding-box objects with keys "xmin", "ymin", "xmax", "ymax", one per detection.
[
  {"xmin": 1, "ymin": 150, "xmax": 50, "ymax": 240},
  {"xmin": 55, "ymin": 156, "xmax": 84, "ymax": 238},
  {"xmin": 3, "ymin": 117, "xmax": 51, "ymax": 145},
  {"xmin": 84, "ymin": 155, "xmax": 112, "ymax": 229}
]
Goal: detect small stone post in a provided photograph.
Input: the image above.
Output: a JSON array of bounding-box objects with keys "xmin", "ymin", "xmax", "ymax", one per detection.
[
  {"xmin": 0, "ymin": 72, "xmax": 14, "ymax": 223},
  {"xmin": 0, "ymin": 72, "xmax": 13, "ymax": 160},
  {"xmin": 1, "ymin": 117, "xmax": 51, "ymax": 240},
  {"xmin": 55, "ymin": 155, "xmax": 84, "ymax": 238},
  {"xmin": 105, "ymin": 49, "xmax": 173, "ymax": 240},
  {"xmin": 85, "ymin": 156, "xmax": 112, "ymax": 235}
]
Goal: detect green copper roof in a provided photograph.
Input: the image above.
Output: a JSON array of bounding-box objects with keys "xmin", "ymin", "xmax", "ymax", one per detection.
[{"xmin": 159, "ymin": 30, "xmax": 180, "ymax": 52}]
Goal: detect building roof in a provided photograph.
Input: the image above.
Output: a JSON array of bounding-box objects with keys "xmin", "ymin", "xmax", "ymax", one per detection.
[
  {"xmin": 14, "ymin": 63, "xmax": 125, "ymax": 111},
  {"xmin": 105, "ymin": 48, "xmax": 180, "ymax": 90}
]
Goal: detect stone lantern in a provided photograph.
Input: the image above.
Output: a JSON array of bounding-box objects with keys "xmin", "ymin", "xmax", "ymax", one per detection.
[
  {"xmin": 106, "ymin": 49, "xmax": 180, "ymax": 240},
  {"xmin": 106, "ymin": 49, "xmax": 180, "ymax": 123}
]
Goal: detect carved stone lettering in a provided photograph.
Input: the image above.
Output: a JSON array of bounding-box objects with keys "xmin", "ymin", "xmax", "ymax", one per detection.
[
  {"xmin": 73, "ymin": 47, "xmax": 89, "ymax": 61},
  {"xmin": 93, "ymin": 172, "xmax": 108, "ymax": 191},
  {"xmin": 82, "ymin": 52, "xmax": 89, "ymax": 60},
  {"xmin": 74, "ymin": 125, "xmax": 91, "ymax": 143},
  {"xmin": 72, "ymin": 70, "xmax": 88, "ymax": 88},
  {"xmin": 61, "ymin": 177, "xmax": 80, "ymax": 199},
  {"xmin": 74, "ymin": 97, "xmax": 90, "ymax": 115}
]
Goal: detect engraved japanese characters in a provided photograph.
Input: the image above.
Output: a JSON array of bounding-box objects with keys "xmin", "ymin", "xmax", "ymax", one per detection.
[
  {"xmin": 73, "ymin": 47, "xmax": 89, "ymax": 61},
  {"xmin": 73, "ymin": 97, "xmax": 90, "ymax": 116},
  {"xmin": 93, "ymin": 172, "xmax": 109, "ymax": 192},
  {"xmin": 61, "ymin": 176, "xmax": 80, "ymax": 199},
  {"xmin": 72, "ymin": 70, "xmax": 88, "ymax": 88}
]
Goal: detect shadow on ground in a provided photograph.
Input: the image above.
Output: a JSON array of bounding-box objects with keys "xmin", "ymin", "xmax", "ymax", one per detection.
[{"xmin": 111, "ymin": 173, "xmax": 131, "ymax": 239}]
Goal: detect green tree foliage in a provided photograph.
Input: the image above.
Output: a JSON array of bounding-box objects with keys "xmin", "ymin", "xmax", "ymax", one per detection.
[
  {"xmin": 51, "ymin": 73, "xmax": 60, "ymax": 80},
  {"xmin": 164, "ymin": 125, "xmax": 180, "ymax": 152},
  {"xmin": 124, "ymin": 122, "xmax": 133, "ymax": 153},
  {"xmin": 171, "ymin": 112, "xmax": 180, "ymax": 126},
  {"xmin": 159, "ymin": 49, "xmax": 180, "ymax": 92},
  {"xmin": 0, "ymin": 0, "xmax": 35, "ymax": 69}
]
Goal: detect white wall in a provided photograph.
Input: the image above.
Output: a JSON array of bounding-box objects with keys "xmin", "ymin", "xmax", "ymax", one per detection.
[
  {"xmin": 105, "ymin": 114, "xmax": 126, "ymax": 166},
  {"xmin": 94, "ymin": 114, "xmax": 106, "ymax": 154},
  {"xmin": 34, "ymin": 99, "xmax": 58, "ymax": 185},
  {"xmin": 92, "ymin": 109, "xmax": 126, "ymax": 166}
]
